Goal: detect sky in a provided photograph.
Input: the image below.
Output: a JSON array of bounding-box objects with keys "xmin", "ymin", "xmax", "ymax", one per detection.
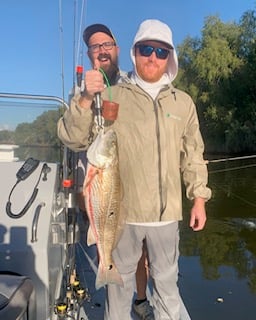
[{"xmin": 0, "ymin": 0, "xmax": 255, "ymax": 104}]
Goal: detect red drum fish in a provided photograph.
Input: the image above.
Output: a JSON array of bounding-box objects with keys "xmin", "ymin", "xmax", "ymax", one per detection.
[{"xmin": 83, "ymin": 128, "xmax": 124, "ymax": 289}]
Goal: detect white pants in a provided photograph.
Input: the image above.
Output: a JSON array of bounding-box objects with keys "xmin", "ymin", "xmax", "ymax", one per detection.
[{"xmin": 104, "ymin": 222, "xmax": 181, "ymax": 320}]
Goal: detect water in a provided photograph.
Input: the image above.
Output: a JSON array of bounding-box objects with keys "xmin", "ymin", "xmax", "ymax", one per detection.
[{"xmin": 179, "ymin": 157, "xmax": 256, "ymax": 320}]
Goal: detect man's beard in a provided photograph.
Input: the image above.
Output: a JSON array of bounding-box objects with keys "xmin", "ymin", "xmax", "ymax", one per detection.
[{"xmin": 98, "ymin": 53, "xmax": 119, "ymax": 85}]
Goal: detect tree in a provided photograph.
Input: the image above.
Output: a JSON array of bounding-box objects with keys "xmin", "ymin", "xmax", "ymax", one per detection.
[
  {"xmin": 14, "ymin": 109, "xmax": 63, "ymax": 146},
  {"xmin": 0, "ymin": 130, "xmax": 15, "ymax": 144},
  {"xmin": 176, "ymin": 12, "xmax": 256, "ymax": 154}
]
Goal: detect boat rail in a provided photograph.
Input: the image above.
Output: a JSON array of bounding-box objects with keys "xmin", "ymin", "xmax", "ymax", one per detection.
[
  {"xmin": 0, "ymin": 92, "xmax": 69, "ymax": 109},
  {"xmin": 0, "ymin": 92, "xmax": 87, "ymax": 320}
]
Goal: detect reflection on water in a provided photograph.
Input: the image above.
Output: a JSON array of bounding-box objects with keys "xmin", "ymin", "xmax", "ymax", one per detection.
[{"xmin": 179, "ymin": 157, "xmax": 256, "ymax": 320}]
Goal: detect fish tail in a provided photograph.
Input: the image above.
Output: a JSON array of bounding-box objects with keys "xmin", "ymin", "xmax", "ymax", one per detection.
[{"xmin": 95, "ymin": 262, "xmax": 124, "ymax": 290}]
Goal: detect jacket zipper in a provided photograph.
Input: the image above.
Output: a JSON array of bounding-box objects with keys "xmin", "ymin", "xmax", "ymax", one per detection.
[{"xmin": 153, "ymin": 100, "xmax": 164, "ymax": 220}]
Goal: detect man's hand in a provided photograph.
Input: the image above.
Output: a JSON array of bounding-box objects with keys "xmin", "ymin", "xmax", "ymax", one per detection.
[
  {"xmin": 84, "ymin": 70, "xmax": 104, "ymax": 98},
  {"xmin": 79, "ymin": 60, "xmax": 104, "ymax": 108},
  {"xmin": 189, "ymin": 197, "xmax": 207, "ymax": 231}
]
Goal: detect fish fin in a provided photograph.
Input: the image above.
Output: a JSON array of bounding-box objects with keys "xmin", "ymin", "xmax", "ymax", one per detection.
[
  {"xmin": 95, "ymin": 261, "xmax": 124, "ymax": 290},
  {"xmin": 83, "ymin": 165, "xmax": 99, "ymax": 196},
  {"xmin": 87, "ymin": 225, "xmax": 96, "ymax": 246}
]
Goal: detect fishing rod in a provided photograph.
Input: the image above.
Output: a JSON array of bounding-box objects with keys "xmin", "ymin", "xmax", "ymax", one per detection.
[
  {"xmin": 206, "ymin": 154, "xmax": 256, "ymax": 174},
  {"xmin": 207, "ymin": 154, "xmax": 256, "ymax": 163},
  {"xmin": 95, "ymin": 92, "xmax": 104, "ymax": 129},
  {"xmin": 55, "ymin": 2, "xmax": 89, "ymax": 319}
]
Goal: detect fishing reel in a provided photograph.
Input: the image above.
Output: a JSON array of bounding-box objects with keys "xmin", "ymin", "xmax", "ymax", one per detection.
[{"xmin": 54, "ymin": 276, "xmax": 89, "ymax": 319}]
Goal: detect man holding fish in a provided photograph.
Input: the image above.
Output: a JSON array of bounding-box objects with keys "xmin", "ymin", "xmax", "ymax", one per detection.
[
  {"xmin": 76, "ymin": 23, "xmax": 152, "ymax": 319},
  {"xmin": 58, "ymin": 19, "xmax": 211, "ymax": 320}
]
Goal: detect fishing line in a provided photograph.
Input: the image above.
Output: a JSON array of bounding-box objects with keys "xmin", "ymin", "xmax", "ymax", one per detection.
[
  {"xmin": 208, "ymin": 154, "xmax": 256, "ymax": 163},
  {"xmin": 72, "ymin": 0, "xmax": 77, "ymax": 88},
  {"xmin": 75, "ymin": 0, "xmax": 87, "ymax": 68},
  {"xmin": 208, "ymin": 154, "xmax": 256, "ymax": 173},
  {"xmin": 77, "ymin": 242, "xmax": 98, "ymax": 275},
  {"xmin": 99, "ymin": 68, "xmax": 112, "ymax": 101},
  {"xmin": 208, "ymin": 155, "xmax": 256, "ymax": 207},
  {"xmin": 209, "ymin": 181, "xmax": 256, "ymax": 208},
  {"xmin": 209, "ymin": 163, "xmax": 256, "ymax": 174},
  {"xmin": 58, "ymin": 0, "xmax": 65, "ymax": 101}
]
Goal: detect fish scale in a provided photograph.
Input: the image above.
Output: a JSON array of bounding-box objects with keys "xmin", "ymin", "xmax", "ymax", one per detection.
[{"xmin": 83, "ymin": 129, "xmax": 124, "ymax": 290}]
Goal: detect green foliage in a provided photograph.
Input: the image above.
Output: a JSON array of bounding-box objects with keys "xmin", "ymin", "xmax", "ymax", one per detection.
[
  {"xmin": 0, "ymin": 130, "xmax": 15, "ymax": 144},
  {"xmin": 176, "ymin": 10, "xmax": 256, "ymax": 154},
  {"xmin": 11, "ymin": 108, "xmax": 64, "ymax": 147}
]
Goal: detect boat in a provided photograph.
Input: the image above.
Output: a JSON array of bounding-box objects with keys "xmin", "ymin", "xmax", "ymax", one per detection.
[{"xmin": 0, "ymin": 92, "xmax": 81, "ymax": 320}]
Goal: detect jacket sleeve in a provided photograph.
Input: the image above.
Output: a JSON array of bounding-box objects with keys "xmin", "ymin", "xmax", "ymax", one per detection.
[
  {"xmin": 180, "ymin": 98, "xmax": 211, "ymax": 201},
  {"xmin": 57, "ymin": 94, "xmax": 96, "ymax": 151}
]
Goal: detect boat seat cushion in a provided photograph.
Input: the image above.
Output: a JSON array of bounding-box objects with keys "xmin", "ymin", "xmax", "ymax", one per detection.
[
  {"xmin": 0, "ymin": 274, "xmax": 35, "ymax": 319},
  {"xmin": 0, "ymin": 292, "xmax": 8, "ymax": 309}
]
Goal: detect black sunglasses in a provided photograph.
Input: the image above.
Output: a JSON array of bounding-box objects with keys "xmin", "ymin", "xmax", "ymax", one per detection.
[{"xmin": 136, "ymin": 44, "xmax": 170, "ymax": 60}]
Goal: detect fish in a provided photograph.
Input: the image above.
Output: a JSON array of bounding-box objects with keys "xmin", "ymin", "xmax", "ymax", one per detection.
[{"xmin": 83, "ymin": 128, "xmax": 124, "ymax": 290}]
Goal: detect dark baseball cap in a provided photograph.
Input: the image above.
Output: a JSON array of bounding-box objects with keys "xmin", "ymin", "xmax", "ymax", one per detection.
[{"xmin": 83, "ymin": 23, "xmax": 116, "ymax": 46}]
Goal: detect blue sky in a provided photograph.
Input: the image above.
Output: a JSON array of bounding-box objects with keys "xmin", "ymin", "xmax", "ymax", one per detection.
[{"xmin": 0, "ymin": 0, "xmax": 255, "ymax": 103}]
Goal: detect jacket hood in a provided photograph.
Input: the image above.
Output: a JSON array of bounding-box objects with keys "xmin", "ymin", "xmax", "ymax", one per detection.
[{"xmin": 130, "ymin": 19, "xmax": 178, "ymax": 82}]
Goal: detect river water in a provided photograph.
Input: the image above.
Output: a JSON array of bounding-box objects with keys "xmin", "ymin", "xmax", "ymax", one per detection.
[{"xmin": 179, "ymin": 156, "xmax": 256, "ymax": 320}]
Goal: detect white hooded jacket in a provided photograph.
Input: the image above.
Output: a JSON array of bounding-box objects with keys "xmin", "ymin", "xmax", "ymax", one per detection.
[{"xmin": 130, "ymin": 19, "xmax": 179, "ymax": 89}]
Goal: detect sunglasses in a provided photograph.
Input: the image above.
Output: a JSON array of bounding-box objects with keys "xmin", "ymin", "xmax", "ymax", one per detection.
[{"xmin": 136, "ymin": 44, "xmax": 170, "ymax": 60}]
